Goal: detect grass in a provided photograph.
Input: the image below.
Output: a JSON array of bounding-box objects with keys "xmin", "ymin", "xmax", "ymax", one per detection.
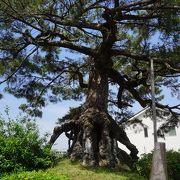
[
  {"xmin": 46, "ymin": 158, "xmax": 146, "ymax": 180},
  {"xmin": 1, "ymin": 158, "xmax": 146, "ymax": 180}
]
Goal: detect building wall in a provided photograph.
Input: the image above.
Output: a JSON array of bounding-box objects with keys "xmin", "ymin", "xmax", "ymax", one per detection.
[{"xmin": 118, "ymin": 113, "xmax": 180, "ymax": 156}]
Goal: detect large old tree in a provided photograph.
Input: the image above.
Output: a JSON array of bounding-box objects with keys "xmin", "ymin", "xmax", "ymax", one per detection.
[{"xmin": 0, "ymin": 0, "xmax": 179, "ymax": 168}]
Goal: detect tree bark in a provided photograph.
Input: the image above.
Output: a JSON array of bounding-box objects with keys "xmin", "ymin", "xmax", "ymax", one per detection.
[{"xmin": 85, "ymin": 67, "xmax": 108, "ymax": 111}]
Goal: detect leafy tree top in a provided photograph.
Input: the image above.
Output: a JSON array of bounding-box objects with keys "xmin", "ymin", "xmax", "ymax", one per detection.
[{"xmin": 0, "ymin": 0, "xmax": 179, "ymax": 120}]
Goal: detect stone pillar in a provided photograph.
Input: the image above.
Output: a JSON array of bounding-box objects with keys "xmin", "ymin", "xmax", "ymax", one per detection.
[{"xmin": 150, "ymin": 142, "xmax": 168, "ymax": 180}]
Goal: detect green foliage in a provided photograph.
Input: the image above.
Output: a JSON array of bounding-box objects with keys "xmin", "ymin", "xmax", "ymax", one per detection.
[
  {"xmin": 136, "ymin": 153, "xmax": 153, "ymax": 178},
  {"xmin": 57, "ymin": 106, "xmax": 83, "ymax": 123},
  {"xmin": 0, "ymin": 111, "xmax": 58, "ymax": 174},
  {"xmin": 0, "ymin": 0, "xmax": 179, "ymax": 124},
  {"xmin": 136, "ymin": 150, "xmax": 180, "ymax": 180},
  {"xmin": 166, "ymin": 150, "xmax": 180, "ymax": 180},
  {"xmin": 1, "ymin": 170, "xmax": 69, "ymax": 180}
]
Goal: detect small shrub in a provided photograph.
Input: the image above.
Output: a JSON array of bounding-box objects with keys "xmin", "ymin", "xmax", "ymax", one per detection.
[
  {"xmin": 0, "ymin": 110, "xmax": 59, "ymax": 174},
  {"xmin": 1, "ymin": 170, "xmax": 69, "ymax": 180},
  {"xmin": 136, "ymin": 153, "xmax": 152, "ymax": 178},
  {"xmin": 136, "ymin": 150, "xmax": 180, "ymax": 180},
  {"xmin": 166, "ymin": 150, "xmax": 180, "ymax": 180}
]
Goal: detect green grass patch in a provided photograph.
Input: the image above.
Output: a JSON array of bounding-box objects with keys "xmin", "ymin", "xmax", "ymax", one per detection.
[
  {"xmin": 46, "ymin": 158, "xmax": 146, "ymax": 180},
  {"xmin": 2, "ymin": 158, "xmax": 146, "ymax": 180},
  {"xmin": 1, "ymin": 170, "xmax": 68, "ymax": 180}
]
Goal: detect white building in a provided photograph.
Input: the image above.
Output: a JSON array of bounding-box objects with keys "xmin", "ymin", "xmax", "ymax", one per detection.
[{"xmin": 118, "ymin": 107, "xmax": 180, "ymax": 156}]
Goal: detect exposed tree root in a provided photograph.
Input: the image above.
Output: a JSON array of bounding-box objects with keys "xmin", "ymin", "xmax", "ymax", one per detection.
[{"xmin": 48, "ymin": 108, "xmax": 138, "ymax": 168}]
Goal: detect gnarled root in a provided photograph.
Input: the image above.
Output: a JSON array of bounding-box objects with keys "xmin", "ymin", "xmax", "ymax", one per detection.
[
  {"xmin": 48, "ymin": 120, "xmax": 76, "ymax": 147},
  {"xmin": 48, "ymin": 108, "xmax": 138, "ymax": 168}
]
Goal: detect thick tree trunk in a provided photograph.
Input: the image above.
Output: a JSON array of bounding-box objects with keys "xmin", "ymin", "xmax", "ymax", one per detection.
[
  {"xmin": 85, "ymin": 67, "xmax": 108, "ymax": 111},
  {"xmin": 48, "ymin": 65, "xmax": 138, "ymax": 169},
  {"xmin": 80, "ymin": 67, "xmax": 111, "ymax": 166}
]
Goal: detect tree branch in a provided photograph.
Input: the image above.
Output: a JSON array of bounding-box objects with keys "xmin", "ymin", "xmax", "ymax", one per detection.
[
  {"xmin": 111, "ymin": 49, "xmax": 150, "ymax": 61},
  {"xmin": 114, "ymin": 0, "xmax": 156, "ymax": 11},
  {"xmin": 35, "ymin": 70, "xmax": 68, "ymax": 105},
  {"xmin": 36, "ymin": 14, "xmax": 102, "ymax": 31},
  {"xmin": 109, "ymin": 68, "xmax": 148, "ymax": 107},
  {"xmin": 0, "ymin": 47, "xmax": 38, "ymax": 85},
  {"xmin": 109, "ymin": 68, "xmax": 180, "ymax": 115},
  {"xmin": 48, "ymin": 120, "xmax": 76, "ymax": 147},
  {"xmin": 76, "ymin": 71, "xmax": 88, "ymax": 88}
]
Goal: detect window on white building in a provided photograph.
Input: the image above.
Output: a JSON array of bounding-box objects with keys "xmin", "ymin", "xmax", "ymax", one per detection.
[
  {"xmin": 144, "ymin": 127, "xmax": 148, "ymax": 138},
  {"xmin": 168, "ymin": 127, "xmax": 176, "ymax": 136}
]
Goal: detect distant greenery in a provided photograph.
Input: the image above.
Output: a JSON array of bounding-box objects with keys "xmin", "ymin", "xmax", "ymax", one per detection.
[
  {"xmin": 0, "ymin": 109, "xmax": 59, "ymax": 175},
  {"xmin": 136, "ymin": 150, "xmax": 180, "ymax": 180},
  {"xmin": 2, "ymin": 159, "xmax": 145, "ymax": 180}
]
